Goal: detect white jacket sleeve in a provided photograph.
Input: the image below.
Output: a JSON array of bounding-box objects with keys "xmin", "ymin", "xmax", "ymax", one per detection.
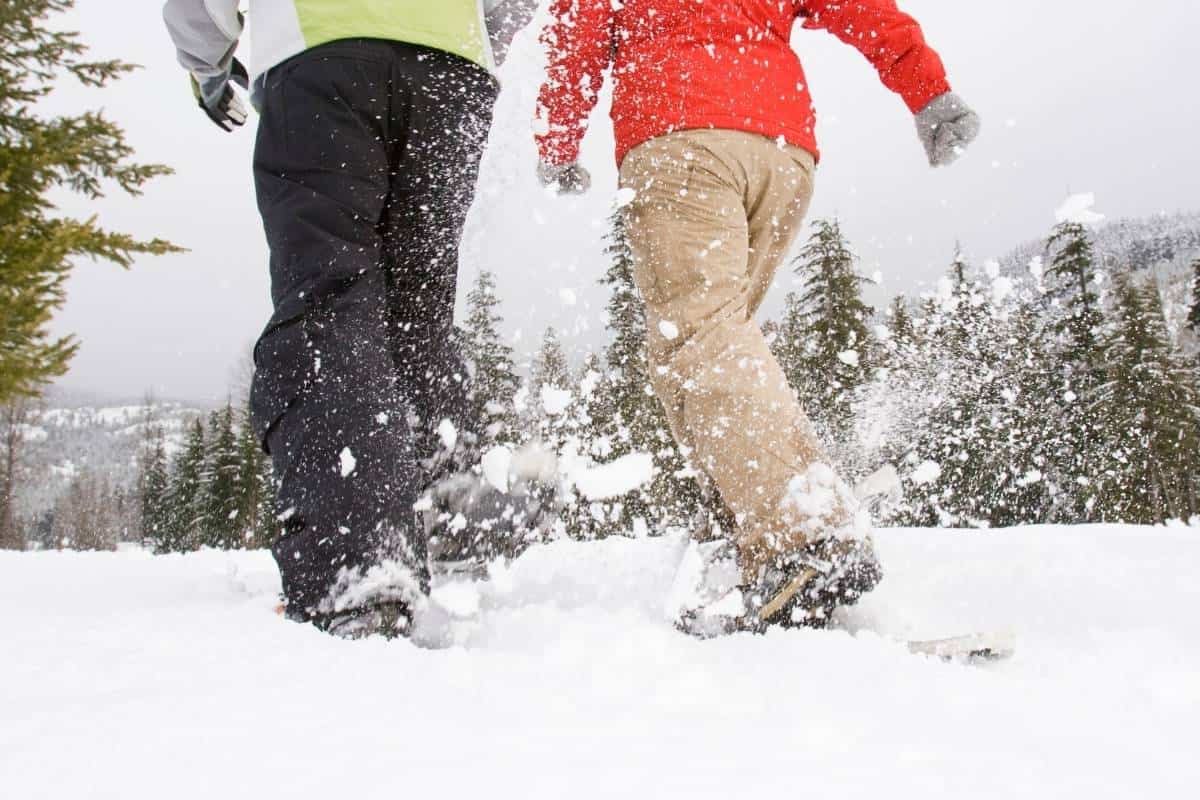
[
  {"xmin": 484, "ymin": 0, "xmax": 539, "ymax": 66},
  {"xmin": 162, "ymin": 0, "xmax": 244, "ymax": 100}
]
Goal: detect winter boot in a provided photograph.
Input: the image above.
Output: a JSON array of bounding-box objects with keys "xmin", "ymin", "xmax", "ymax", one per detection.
[
  {"xmin": 295, "ymin": 600, "xmax": 413, "ymax": 640},
  {"xmin": 418, "ymin": 422, "xmax": 560, "ymax": 578},
  {"xmin": 671, "ymin": 534, "xmax": 882, "ymax": 637},
  {"xmin": 282, "ymin": 553, "xmax": 427, "ymax": 640}
]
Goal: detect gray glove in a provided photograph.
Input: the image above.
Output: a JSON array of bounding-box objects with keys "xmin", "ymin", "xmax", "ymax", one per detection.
[
  {"xmin": 192, "ymin": 58, "xmax": 250, "ymax": 133},
  {"xmin": 537, "ymin": 160, "xmax": 592, "ymax": 195},
  {"xmin": 915, "ymin": 92, "xmax": 981, "ymax": 167}
]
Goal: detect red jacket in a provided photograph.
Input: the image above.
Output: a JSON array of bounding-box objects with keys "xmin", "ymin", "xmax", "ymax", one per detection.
[{"xmin": 535, "ymin": 0, "xmax": 951, "ymax": 167}]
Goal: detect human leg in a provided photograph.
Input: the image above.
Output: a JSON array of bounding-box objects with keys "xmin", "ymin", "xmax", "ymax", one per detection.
[{"xmin": 249, "ymin": 45, "xmax": 428, "ymax": 628}]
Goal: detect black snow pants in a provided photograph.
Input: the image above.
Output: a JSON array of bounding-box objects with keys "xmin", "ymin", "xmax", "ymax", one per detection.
[{"xmin": 249, "ymin": 39, "xmax": 498, "ymax": 617}]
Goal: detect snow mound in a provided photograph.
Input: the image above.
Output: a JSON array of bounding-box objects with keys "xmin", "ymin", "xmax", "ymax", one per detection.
[{"xmin": 3, "ymin": 524, "xmax": 1199, "ymax": 798}]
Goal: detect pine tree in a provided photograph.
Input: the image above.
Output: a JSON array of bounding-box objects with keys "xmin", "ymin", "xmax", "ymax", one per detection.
[
  {"xmin": 1041, "ymin": 222, "xmax": 1109, "ymax": 521},
  {"xmin": 888, "ymin": 295, "xmax": 915, "ymax": 344},
  {"xmin": 202, "ymin": 404, "xmax": 241, "ymax": 548},
  {"xmin": 163, "ymin": 418, "xmax": 207, "ymax": 552},
  {"xmin": 235, "ymin": 404, "xmax": 276, "ymax": 550},
  {"xmin": 0, "ymin": 1, "xmax": 179, "ymax": 404},
  {"xmin": 1188, "ymin": 257, "xmax": 1200, "ymax": 335},
  {"xmin": 526, "ymin": 326, "xmax": 575, "ymax": 465},
  {"xmin": 0, "ymin": 399, "xmax": 34, "ymax": 550},
  {"xmin": 1044, "ymin": 222, "xmax": 1106, "ymax": 375},
  {"xmin": 137, "ymin": 431, "xmax": 170, "ymax": 549},
  {"xmin": 530, "ymin": 327, "xmax": 570, "ymax": 396},
  {"xmin": 1091, "ymin": 273, "xmax": 1200, "ymax": 523},
  {"xmin": 790, "ymin": 219, "xmax": 875, "ymax": 439},
  {"xmin": 462, "ymin": 270, "xmax": 520, "ymax": 445}
]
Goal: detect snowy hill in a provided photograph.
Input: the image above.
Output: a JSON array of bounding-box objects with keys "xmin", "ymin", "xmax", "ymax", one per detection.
[
  {"xmin": 4, "ymin": 524, "xmax": 1198, "ymax": 799},
  {"xmin": 13, "ymin": 401, "xmax": 203, "ymax": 523},
  {"xmin": 998, "ymin": 211, "xmax": 1200, "ymax": 278}
]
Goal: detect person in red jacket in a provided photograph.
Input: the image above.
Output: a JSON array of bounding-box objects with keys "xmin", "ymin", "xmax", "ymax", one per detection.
[{"xmin": 535, "ymin": 0, "xmax": 980, "ymax": 637}]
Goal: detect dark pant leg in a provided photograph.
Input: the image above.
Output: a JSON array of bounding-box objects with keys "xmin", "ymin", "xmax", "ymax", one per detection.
[
  {"xmin": 380, "ymin": 49, "xmax": 500, "ymax": 443},
  {"xmin": 250, "ymin": 45, "xmax": 428, "ymax": 616}
]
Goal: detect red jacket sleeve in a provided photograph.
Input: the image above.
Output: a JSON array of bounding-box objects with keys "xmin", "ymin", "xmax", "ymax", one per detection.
[
  {"xmin": 798, "ymin": 0, "xmax": 951, "ymax": 114},
  {"xmin": 535, "ymin": 0, "xmax": 615, "ymax": 165}
]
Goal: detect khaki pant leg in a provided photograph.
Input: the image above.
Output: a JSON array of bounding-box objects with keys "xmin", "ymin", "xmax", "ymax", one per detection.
[{"xmin": 620, "ymin": 131, "xmax": 842, "ymax": 578}]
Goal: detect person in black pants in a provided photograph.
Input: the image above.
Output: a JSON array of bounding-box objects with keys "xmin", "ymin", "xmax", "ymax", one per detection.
[{"xmin": 165, "ymin": 3, "xmax": 541, "ymax": 640}]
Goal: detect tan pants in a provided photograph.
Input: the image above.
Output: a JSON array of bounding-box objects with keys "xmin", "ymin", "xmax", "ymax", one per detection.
[{"xmin": 620, "ymin": 129, "xmax": 846, "ymax": 577}]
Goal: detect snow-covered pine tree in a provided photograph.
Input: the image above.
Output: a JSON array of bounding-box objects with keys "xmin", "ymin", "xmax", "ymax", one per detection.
[
  {"xmin": 0, "ymin": 1, "xmax": 179, "ymax": 404},
  {"xmin": 888, "ymin": 295, "xmax": 916, "ymax": 345},
  {"xmin": 1039, "ymin": 221, "xmax": 1112, "ymax": 520},
  {"xmin": 201, "ymin": 404, "xmax": 241, "ymax": 549},
  {"xmin": 529, "ymin": 326, "xmax": 570, "ymax": 400},
  {"xmin": 564, "ymin": 354, "xmax": 616, "ymax": 539},
  {"xmin": 137, "ymin": 431, "xmax": 170, "ymax": 549},
  {"xmin": 527, "ymin": 326, "xmax": 575, "ymax": 457},
  {"xmin": 790, "ymin": 219, "xmax": 875, "ymax": 441},
  {"xmin": 462, "ymin": 270, "xmax": 520, "ymax": 445},
  {"xmin": 867, "ymin": 258, "xmax": 1057, "ymax": 528},
  {"xmin": 1090, "ymin": 273, "xmax": 1200, "ymax": 523},
  {"xmin": 162, "ymin": 418, "xmax": 207, "ymax": 552},
  {"xmin": 893, "ymin": 254, "xmax": 1004, "ymax": 526}
]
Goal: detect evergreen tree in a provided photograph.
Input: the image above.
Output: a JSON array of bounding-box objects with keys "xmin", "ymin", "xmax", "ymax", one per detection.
[
  {"xmin": 530, "ymin": 327, "xmax": 570, "ymax": 397},
  {"xmin": 0, "ymin": 399, "xmax": 33, "ymax": 550},
  {"xmin": 0, "ymin": 1, "xmax": 178, "ymax": 403},
  {"xmin": 1090, "ymin": 273, "xmax": 1200, "ymax": 522},
  {"xmin": 1044, "ymin": 221, "xmax": 1106, "ymax": 374},
  {"xmin": 235, "ymin": 404, "xmax": 276, "ymax": 550},
  {"xmin": 137, "ymin": 431, "xmax": 170, "ymax": 549},
  {"xmin": 1188, "ymin": 257, "xmax": 1200, "ymax": 335},
  {"xmin": 163, "ymin": 418, "xmax": 207, "ymax": 552},
  {"xmin": 790, "ymin": 219, "xmax": 875, "ymax": 438},
  {"xmin": 1041, "ymin": 222, "xmax": 1109, "ymax": 520},
  {"xmin": 202, "ymin": 404, "xmax": 241, "ymax": 548},
  {"xmin": 527, "ymin": 326, "xmax": 575, "ymax": 460},
  {"xmin": 888, "ymin": 295, "xmax": 916, "ymax": 344},
  {"xmin": 462, "ymin": 270, "xmax": 520, "ymax": 445}
]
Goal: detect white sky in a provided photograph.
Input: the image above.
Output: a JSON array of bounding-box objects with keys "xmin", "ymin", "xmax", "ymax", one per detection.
[{"xmin": 45, "ymin": 0, "xmax": 1200, "ymax": 403}]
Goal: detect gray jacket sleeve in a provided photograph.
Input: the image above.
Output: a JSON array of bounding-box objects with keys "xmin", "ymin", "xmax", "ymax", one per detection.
[
  {"xmin": 162, "ymin": 0, "xmax": 243, "ymax": 102},
  {"xmin": 484, "ymin": 0, "xmax": 539, "ymax": 66}
]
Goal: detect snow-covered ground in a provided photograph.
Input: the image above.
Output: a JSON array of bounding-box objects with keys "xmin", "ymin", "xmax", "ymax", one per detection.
[{"xmin": 3, "ymin": 524, "xmax": 1198, "ymax": 799}]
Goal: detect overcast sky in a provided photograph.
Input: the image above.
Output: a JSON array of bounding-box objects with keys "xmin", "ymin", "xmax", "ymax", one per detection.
[{"xmin": 44, "ymin": 0, "xmax": 1200, "ymax": 404}]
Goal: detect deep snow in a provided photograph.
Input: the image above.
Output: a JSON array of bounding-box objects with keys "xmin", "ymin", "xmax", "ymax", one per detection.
[{"xmin": 3, "ymin": 524, "xmax": 1198, "ymax": 799}]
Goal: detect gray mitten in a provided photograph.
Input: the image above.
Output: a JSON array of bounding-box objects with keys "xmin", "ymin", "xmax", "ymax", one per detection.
[
  {"xmin": 537, "ymin": 160, "xmax": 592, "ymax": 195},
  {"xmin": 915, "ymin": 92, "xmax": 981, "ymax": 167}
]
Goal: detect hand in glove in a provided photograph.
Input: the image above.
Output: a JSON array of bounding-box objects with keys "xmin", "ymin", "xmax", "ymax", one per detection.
[
  {"xmin": 537, "ymin": 160, "xmax": 592, "ymax": 195},
  {"xmin": 915, "ymin": 92, "xmax": 981, "ymax": 167},
  {"xmin": 192, "ymin": 58, "xmax": 250, "ymax": 133}
]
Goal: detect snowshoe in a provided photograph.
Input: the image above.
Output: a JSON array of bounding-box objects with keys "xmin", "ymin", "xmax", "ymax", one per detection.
[
  {"xmin": 671, "ymin": 535, "xmax": 883, "ymax": 638},
  {"xmin": 299, "ymin": 600, "xmax": 413, "ymax": 640},
  {"xmin": 418, "ymin": 427, "xmax": 560, "ymax": 578}
]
